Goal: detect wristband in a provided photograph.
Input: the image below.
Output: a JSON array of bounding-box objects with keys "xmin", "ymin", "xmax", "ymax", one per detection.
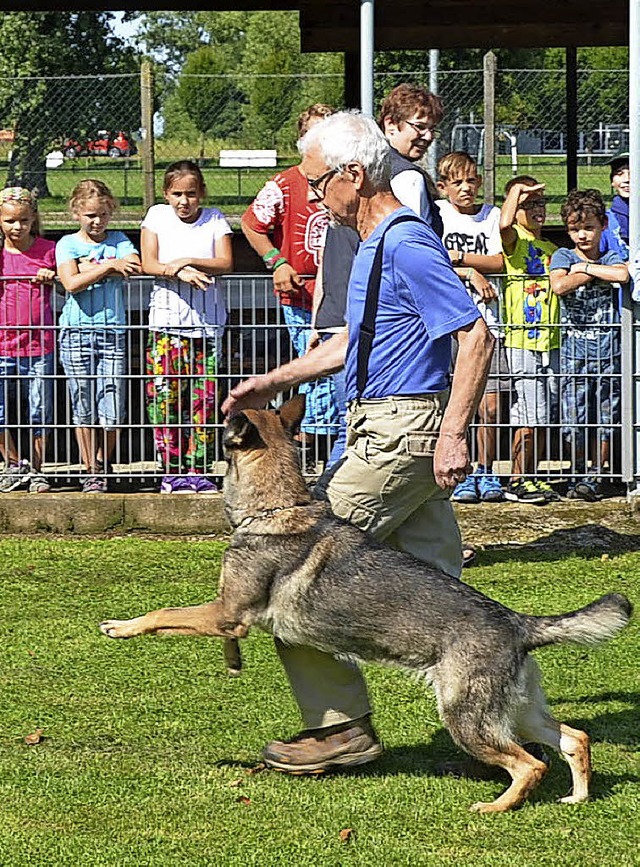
[
  {"xmin": 465, "ymin": 267, "xmax": 474, "ymax": 280},
  {"xmin": 460, "ymin": 251, "xmax": 465, "ymax": 266},
  {"xmin": 262, "ymin": 248, "xmax": 282, "ymax": 270},
  {"xmin": 272, "ymin": 257, "xmax": 288, "ymax": 271}
]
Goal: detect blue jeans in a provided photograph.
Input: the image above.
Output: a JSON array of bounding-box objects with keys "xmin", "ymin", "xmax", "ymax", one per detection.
[
  {"xmin": 281, "ymin": 306, "xmax": 339, "ymax": 436},
  {"xmin": 560, "ymin": 333, "xmax": 620, "ymax": 451},
  {"xmin": 59, "ymin": 328, "xmax": 126, "ymax": 429},
  {"xmin": 0, "ymin": 353, "xmax": 54, "ymax": 436}
]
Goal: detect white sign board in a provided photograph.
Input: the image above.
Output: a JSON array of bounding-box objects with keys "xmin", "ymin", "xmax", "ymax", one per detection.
[{"xmin": 219, "ymin": 149, "xmax": 277, "ymax": 168}]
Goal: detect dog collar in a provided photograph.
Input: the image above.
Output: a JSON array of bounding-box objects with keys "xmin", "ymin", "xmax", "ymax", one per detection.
[{"xmin": 234, "ymin": 503, "xmax": 309, "ymax": 531}]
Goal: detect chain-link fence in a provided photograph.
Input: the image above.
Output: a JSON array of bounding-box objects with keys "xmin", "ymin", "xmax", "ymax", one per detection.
[{"xmin": 0, "ymin": 63, "xmax": 629, "ymax": 227}]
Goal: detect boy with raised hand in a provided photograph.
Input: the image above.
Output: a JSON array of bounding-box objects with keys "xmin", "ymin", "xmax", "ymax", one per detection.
[
  {"xmin": 436, "ymin": 150, "xmax": 506, "ymax": 503},
  {"xmin": 601, "ymin": 151, "xmax": 630, "ymax": 260},
  {"xmin": 500, "ymin": 176, "xmax": 560, "ymax": 504},
  {"xmin": 550, "ymin": 189, "xmax": 629, "ymax": 501}
]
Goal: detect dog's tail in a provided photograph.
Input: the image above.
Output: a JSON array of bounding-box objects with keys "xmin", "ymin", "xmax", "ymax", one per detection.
[{"xmin": 521, "ymin": 593, "xmax": 632, "ymax": 651}]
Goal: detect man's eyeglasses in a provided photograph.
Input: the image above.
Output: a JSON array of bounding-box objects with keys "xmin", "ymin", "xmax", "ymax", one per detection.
[
  {"xmin": 307, "ymin": 166, "xmax": 341, "ymax": 198},
  {"xmin": 404, "ymin": 120, "xmax": 440, "ymax": 140},
  {"xmin": 521, "ymin": 198, "xmax": 547, "ymax": 211}
]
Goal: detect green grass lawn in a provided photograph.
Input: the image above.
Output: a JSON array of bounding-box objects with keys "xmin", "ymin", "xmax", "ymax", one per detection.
[{"xmin": 0, "ymin": 537, "xmax": 637, "ymax": 866}]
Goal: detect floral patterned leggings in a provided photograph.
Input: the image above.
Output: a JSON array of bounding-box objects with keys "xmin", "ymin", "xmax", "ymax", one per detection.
[{"xmin": 146, "ymin": 332, "xmax": 218, "ymax": 474}]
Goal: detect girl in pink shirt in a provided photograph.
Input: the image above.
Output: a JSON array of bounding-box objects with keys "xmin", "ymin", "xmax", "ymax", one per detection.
[{"xmin": 0, "ymin": 187, "xmax": 56, "ymax": 493}]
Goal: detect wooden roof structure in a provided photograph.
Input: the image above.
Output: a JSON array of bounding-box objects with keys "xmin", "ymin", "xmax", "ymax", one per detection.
[{"xmin": 21, "ymin": 1, "xmax": 630, "ymax": 50}]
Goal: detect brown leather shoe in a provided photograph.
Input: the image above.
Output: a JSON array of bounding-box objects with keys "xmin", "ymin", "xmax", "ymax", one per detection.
[{"xmin": 263, "ymin": 715, "xmax": 383, "ymax": 774}]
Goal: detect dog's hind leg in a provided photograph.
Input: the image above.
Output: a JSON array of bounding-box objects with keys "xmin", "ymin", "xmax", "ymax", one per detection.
[
  {"xmin": 515, "ymin": 660, "xmax": 592, "ymax": 804},
  {"xmin": 451, "ymin": 736, "xmax": 548, "ymax": 814},
  {"xmin": 518, "ymin": 710, "xmax": 591, "ymax": 804},
  {"xmin": 436, "ymin": 667, "xmax": 548, "ymax": 812},
  {"xmin": 100, "ymin": 600, "xmax": 249, "ymax": 640}
]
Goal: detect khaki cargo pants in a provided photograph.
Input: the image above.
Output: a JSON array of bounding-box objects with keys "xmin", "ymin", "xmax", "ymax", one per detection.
[{"xmin": 276, "ymin": 393, "xmax": 463, "ymax": 728}]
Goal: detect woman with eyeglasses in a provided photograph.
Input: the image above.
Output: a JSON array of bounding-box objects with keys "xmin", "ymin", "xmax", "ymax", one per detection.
[{"xmin": 378, "ymin": 83, "xmax": 444, "ymax": 237}]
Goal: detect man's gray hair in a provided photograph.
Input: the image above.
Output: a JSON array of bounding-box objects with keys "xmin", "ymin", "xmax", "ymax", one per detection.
[{"xmin": 298, "ymin": 110, "xmax": 391, "ymax": 188}]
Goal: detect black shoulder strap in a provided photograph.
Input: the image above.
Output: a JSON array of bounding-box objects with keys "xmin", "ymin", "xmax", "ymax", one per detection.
[{"xmin": 356, "ymin": 213, "xmax": 423, "ymax": 400}]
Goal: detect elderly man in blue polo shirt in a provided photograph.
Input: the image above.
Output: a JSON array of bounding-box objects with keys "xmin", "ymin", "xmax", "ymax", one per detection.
[{"xmin": 222, "ymin": 110, "xmax": 494, "ymax": 775}]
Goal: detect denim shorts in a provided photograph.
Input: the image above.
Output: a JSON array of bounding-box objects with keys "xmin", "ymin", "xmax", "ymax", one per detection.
[
  {"xmin": 0, "ymin": 353, "xmax": 54, "ymax": 435},
  {"xmin": 59, "ymin": 328, "xmax": 126, "ymax": 428},
  {"xmin": 281, "ymin": 305, "xmax": 339, "ymax": 435}
]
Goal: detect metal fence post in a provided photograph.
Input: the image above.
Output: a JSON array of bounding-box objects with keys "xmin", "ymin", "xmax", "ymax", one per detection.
[
  {"xmin": 140, "ymin": 60, "xmax": 156, "ymax": 212},
  {"xmin": 483, "ymin": 51, "xmax": 496, "ymax": 205}
]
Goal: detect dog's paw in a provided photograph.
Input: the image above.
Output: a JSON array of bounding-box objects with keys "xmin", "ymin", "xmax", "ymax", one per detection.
[
  {"xmin": 99, "ymin": 619, "xmax": 139, "ymax": 639},
  {"xmin": 469, "ymin": 800, "xmax": 508, "ymax": 814},
  {"xmin": 557, "ymin": 793, "xmax": 589, "ymax": 805}
]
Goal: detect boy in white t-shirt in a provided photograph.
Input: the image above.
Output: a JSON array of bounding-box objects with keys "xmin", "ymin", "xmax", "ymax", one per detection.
[{"xmin": 436, "ymin": 151, "xmax": 506, "ymax": 503}]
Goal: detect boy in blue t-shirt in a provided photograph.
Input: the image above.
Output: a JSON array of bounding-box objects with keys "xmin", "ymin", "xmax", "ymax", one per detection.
[{"xmin": 550, "ymin": 189, "xmax": 629, "ymax": 501}]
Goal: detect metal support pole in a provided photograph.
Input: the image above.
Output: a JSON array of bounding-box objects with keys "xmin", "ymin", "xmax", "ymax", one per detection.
[
  {"xmin": 565, "ymin": 47, "xmax": 578, "ymax": 193},
  {"xmin": 483, "ymin": 51, "xmax": 497, "ymax": 205},
  {"xmin": 140, "ymin": 60, "xmax": 156, "ymax": 213},
  {"xmin": 428, "ymin": 49, "xmax": 440, "ymax": 181},
  {"xmin": 360, "ymin": 0, "xmax": 374, "ymax": 116}
]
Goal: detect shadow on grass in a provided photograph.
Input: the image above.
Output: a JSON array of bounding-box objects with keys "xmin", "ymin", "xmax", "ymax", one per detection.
[
  {"xmin": 474, "ymin": 525, "xmax": 640, "ymax": 566},
  {"xmin": 211, "ymin": 691, "xmax": 639, "ymax": 807},
  {"xmin": 213, "ymin": 734, "xmax": 639, "ymax": 808}
]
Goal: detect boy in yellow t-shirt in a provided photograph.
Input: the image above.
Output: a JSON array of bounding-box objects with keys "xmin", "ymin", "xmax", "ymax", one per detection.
[{"xmin": 500, "ymin": 175, "xmax": 559, "ymax": 503}]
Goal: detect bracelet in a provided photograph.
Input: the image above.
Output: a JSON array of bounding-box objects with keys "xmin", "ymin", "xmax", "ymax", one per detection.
[
  {"xmin": 262, "ymin": 248, "xmax": 282, "ymax": 270},
  {"xmin": 584, "ymin": 263, "xmax": 590, "ymax": 275},
  {"xmin": 465, "ymin": 267, "xmax": 474, "ymax": 280},
  {"xmin": 272, "ymin": 257, "xmax": 288, "ymax": 271},
  {"xmin": 460, "ymin": 251, "xmax": 465, "ymax": 266}
]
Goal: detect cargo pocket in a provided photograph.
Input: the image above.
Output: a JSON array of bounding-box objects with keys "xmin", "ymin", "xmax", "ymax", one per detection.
[
  {"xmin": 379, "ymin": 431, "xmax": 438, "ymax": 503},
  {"xmin": 406, "ymin": 432, "xmax": 439, "ymax": 457}
]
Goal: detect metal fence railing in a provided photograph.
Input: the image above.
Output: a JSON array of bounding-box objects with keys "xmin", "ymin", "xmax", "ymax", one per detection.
[{"xmin": 0, "ymin": 273, "xmax": 638, "ymax": 495}]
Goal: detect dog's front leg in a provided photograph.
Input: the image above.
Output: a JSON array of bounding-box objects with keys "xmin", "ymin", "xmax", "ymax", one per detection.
[{"xmin": 100, "ymin": 600, "xmax": 249, "ymax": 640}]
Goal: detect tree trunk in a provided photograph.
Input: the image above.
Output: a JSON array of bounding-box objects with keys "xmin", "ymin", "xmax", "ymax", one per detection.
[{"xmin": 7, "ymin": 128, "xmax": 51, "ymax": 198}]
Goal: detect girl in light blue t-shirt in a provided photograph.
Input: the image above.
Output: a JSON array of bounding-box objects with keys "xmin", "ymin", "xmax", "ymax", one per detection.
[{"xmin": 55, "ymin": 179, "xmax": 141, "ymax": 493}]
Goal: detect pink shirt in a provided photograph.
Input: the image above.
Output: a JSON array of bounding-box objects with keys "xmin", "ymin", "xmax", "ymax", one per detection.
[{"xmin": 0, "ymin": 237, "xmax": 56, "ymax": 357}]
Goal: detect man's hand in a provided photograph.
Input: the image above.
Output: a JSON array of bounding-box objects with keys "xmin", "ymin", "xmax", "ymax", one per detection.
[
  {"xmin": 273, "ymin": 263, "xmax": 305, "ymax": 299},
  {"xmin": 433, "ymin": 431, "xmax": 473, "ymax": 490},
  {"xmin": 221, "ymin": 375, "xmax": 279, "ymax": 417}
]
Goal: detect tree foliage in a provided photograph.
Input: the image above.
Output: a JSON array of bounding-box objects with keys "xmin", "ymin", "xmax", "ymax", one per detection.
[
  {"xmin": 175, "ymin": 46, "xmax": 246, "ymax": 155},
  {"xmin": 0, "ymin": 12, "xmax": 139, "ymax": 196}
]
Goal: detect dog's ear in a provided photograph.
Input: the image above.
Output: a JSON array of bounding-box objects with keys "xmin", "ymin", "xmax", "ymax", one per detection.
[
  {"xmin": 223, "ymin": 413, "xmax": 266, "ymax": 451},
  {"xmin": 278, "ymin": 394, "xmax": 306, "ymax": 436}
]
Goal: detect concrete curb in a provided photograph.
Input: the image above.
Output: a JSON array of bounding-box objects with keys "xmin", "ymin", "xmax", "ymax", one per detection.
[
  {"xmin": 0, "ymin": 493, "xmax": 229, "ymax": 536},
  {"xmin": 0, "ymin": 493, "xmax": 637, "ymax": 539}
]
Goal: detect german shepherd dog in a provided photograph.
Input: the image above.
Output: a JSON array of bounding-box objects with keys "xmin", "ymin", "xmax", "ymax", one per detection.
[{"xmin": 100, "ymin": 396, "xmax": 632, "ymax": 813}]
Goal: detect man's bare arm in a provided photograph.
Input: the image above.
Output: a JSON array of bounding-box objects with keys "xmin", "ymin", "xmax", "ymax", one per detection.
[
  {"xmin": 222, "ymin": 331, "xmax": 348, "ymax": 417},
  {"xmin": 434, "ymin": 316, "xmax": 495, "ymax": 489}
]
